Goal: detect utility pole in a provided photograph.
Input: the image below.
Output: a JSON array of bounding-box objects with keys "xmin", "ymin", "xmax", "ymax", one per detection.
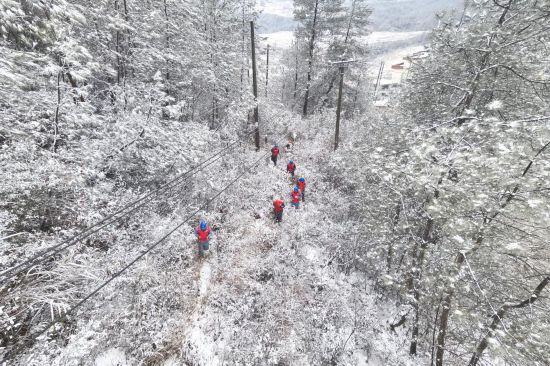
[
  {"xmin": 293, "ymin": 46, "xmax": 299, "ymax": 100},
  {"xmin": 265, "ymin": 44, "xmax": 270, "ymax": 98},
  {"xmin": 250, "ymin": 21, "xmax": 260, "ymax": 151},
  {"xmin": 280, "ymin": 65, "xmax": 286, "ymax": 102},
  {"xmin": 374, "ymin": 61, "xmax": 384, "ymax": 97},
  {"xmin": 332, "ymin": 59, "xmax": 355, "ymax": 151}
]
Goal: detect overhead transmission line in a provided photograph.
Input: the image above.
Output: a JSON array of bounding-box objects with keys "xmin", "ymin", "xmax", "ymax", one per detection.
[
  {"xmin": 0, "ymin": 129, "xmax": 257, "ymax": 284},
  {"xmin": 17, "ymin": 141, "xmax": 280, "ymax": 352}
]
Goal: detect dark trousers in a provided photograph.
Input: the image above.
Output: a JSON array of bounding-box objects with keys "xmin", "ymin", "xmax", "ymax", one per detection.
[
  {"xmin": 301, "ymin": 191, "xmax": 305, "ymax": 202},
  {"xmin": 198, "ymin": 240, "xmax": 209, "ymax": 257},
  {"xmin": 271, "ymin": 155, "xmax": 277, "ymax": 166},
  {"xmin": 275, "ymin": 210, "xmax": 283, "ymax": 223}
]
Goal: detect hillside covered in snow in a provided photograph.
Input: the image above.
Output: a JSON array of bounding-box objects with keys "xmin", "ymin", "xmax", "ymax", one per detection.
[{"xmin": 1, "ymin": 0, "xmax": 549, "ymax": 365}]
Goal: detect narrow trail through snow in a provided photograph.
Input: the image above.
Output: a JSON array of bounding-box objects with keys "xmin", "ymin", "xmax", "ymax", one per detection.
[
  {"xmin": 155, "ymin": 132, "xmax": 403, "ymax": 365},
  {"xmin": 174, "ymin": 137, "xmax": 339, "ymax": 364}
]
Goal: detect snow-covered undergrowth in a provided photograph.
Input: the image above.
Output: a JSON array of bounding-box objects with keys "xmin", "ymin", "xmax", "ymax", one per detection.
[
  {"xmin": 7, "ymin": 108, "xmax": 416, "ymax": 365},
  {"xmin": 174, "ymin": 114, "xmax": 416, "ymax": 365}
]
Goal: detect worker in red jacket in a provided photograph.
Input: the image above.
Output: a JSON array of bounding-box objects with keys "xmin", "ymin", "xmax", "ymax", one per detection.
[
  {"xmin": 287, "ymin": 160, "xmax": 296, "ymax": 178},
  {"xmin": 195, "ymin": 220, "xmax": 211, "ymax": 257},
  {"xmin": 273, "ymin": 198, "xmax": 285, "ymax": 223},
  {"xmin": 291, "ymin": 186, "xmax": 301, "ymax": 209},
  {"xmin": 271, "ymin": 144, "xmax": 280, "ymax": 166},
  {"xmin": 297, "ymin": 177, "xmax": 306, "ymax": 202}
]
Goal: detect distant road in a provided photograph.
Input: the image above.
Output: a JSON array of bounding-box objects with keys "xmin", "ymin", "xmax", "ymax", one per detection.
[{"xmin": 259, "ymin": 29, "xmax": 429, "ymax": 82}]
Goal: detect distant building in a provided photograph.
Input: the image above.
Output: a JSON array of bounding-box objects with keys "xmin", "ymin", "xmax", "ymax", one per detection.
[
  {"xmin": 371, "ymin": 47, "xmax": 428, "ymax": 101},
  {"xmin": 391, "ymin": 62, "xmax": 406, "ymax": 70}
]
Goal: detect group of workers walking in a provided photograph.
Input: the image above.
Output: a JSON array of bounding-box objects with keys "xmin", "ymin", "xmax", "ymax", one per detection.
[
  {"xmin": 193, "ymin": 141, "xmax": 307, "ymax": 257},
  {"xmin": 271, "ymin": 144, "xmax": 307, "ymax": 223}
]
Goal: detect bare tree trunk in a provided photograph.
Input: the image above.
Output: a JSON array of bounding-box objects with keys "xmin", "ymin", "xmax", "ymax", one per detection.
[
  {"xmin": 435, "ymin": 290, "xmax": 451, "ymax": 366},
  {"xmin": 115, "ymin": 0, "xmax": 122, "ymax": 85},
  {"xmin": 456, "ymin": 0, "xmax": 511, "ymax": 124},
  {"xmin": 469, "ymin": 276, "xmax": 550, "ymax": 366},
  {"xmin": 386, "ymin": 202, "xmax": 401, "ymax": 273},
  {"xmin": 163, "ymin": 0, "xmax": 170, "ymax": 83},
  {"xmin": 436, "ymin": 138, "xmax": 549, "ymax": 366},
  {"xmin": 322, "ymin": 0, "xmax": 357, "ymax": 109},
  {"xmin": 434, "ymin": 6, "xmax": 513, "ymax": 352},
  {"xmin": 53, "ymin": 71, "xmax": 62, "ymax": 153},
  {"xmin": 321, "ymin": 72, "xmax": 338, "ymax": 108},
  {"xmin": 410, "ymin": 216, "xmax": 434, "ymax": 355},
  {"xmin": 293, "ymin": 43, "xmax": 299, "ymax": 100},
  {"xmin": 409, "ymin": 173, "xmax": 444, "ymax": 357},
  {"xmin": 122, "ymin": 0, "xmax": 129, "ymax": 110},
  {"xmin": 350, "ymin": 75, "xmax": 361, "ymax": 116},
  {"xmin": 430, "ymin": 299, "xmax": 442, "ymax": 366},
  {"xmin": 265, "ymin": 44, "xmax": 269, "ymax": 98},
  {"xmin": 241, "ymin": 1, "xmax": 246, "ymax": 89},
  {"xmin": 343, "ymin": 0, "xmax": 356, "ymax": 46},
  {"xmin": 65, "ymin": 71, "xmax": 85, "ymax": 103},
  {"xmin": 302, "ymin": 0, "xmax": 319, "ymax": 117}
]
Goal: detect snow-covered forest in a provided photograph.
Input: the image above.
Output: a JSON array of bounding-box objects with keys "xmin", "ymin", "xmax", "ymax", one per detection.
[{"xmin": 1, "ymin": 0, "xmax": 549, "ymax": 365}]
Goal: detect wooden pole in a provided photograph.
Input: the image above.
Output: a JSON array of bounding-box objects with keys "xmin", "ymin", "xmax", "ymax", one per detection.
[
  {"xmin": 374, "ymin": 61, "xmax": 384, "ymax": 97},
  {"xmin": 293, "ymin": 42, "xmax": 298, "ymax": 100},
  {"xmin": 265, "ymin": 44, "xmax": 270, "ymax": 98},
  {"xmin": 250, "ymin": 21, "xmax": 260, "ymax": 151},
  {"xmin": 334, "ymin": 64, "xmax": 345, "ymax": 151}
]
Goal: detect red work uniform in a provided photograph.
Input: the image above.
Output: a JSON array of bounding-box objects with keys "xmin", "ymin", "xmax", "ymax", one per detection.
[
  {"xmin": 298, "ymin": 180, "xmax": 306, "ymax": 202},
  {"xmin": 195, "ymin": 224, "xmax": 211, "ymax": 257},
  {"xmin": 273, "ymin": 199, "xmax": 285, "ymax": 222},
  {"xmin": 287, "ymin": 162, "xmax": 296, "ymax": 177},
  {"xmin": 291, "ymin": 190, "xmax": 301, "ymax": 203},
  {"xmin": 273, "ymin": 199, "xmax": 285, "ymax": 213},
  {"xmin": 195, "ymin": 225, "xmax": 211, "ymax": 242},
  {"xmin": 271, "ymin": 147, "xmax": 279, "ymax": 166}
]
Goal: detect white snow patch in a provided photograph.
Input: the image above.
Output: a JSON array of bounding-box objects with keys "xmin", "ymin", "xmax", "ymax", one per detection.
[
  {"xmin": 199, "ymin": 261, "xmax": 211, "ymax": 296},
  {"xmin": 487, "ymin": 100, "xmax": 503, "ymax": 110},
  {"xmin": 353, "ymin": 350, "xmax": 386, "ymax": 366},
  {"xmin": 95, "ymin": 348, "xmax": 128, "ymax": 366},
  {"xmin": 304, "ymin": 245, "xmax": 321, "ymax": 262},
  {"xmin": 162, "ymin": 357, "xmax": 179, "ymax": 366},
  {"xmin": 505, "ymin": 242, "xmax": 523, "ymax": 252},
  {"xmin": 261, "ymin": 31, "xmax": 294, "ymax": 49}
]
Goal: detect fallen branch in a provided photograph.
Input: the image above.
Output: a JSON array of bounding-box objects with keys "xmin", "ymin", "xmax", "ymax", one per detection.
[
  {"xmin": 105, "ymin": 128, "xmax": 145, "ymax": 160},
  {"xmin": 390, "ymin": 313, "xmax": 407, "ymax": 332}
]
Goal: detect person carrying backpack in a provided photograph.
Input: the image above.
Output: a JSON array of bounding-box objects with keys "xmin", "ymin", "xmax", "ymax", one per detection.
[
  {"xmin": 290, "ymin": 186, "xmax": 301, "ymax": 209},
  {"xmin": 270, "ymin": 144, "xmax": 280, "ymax": 166},
  {"xmin": 297, "ymin": 177, "xmax": 306, "ymax": 202},
  {"xmin": 287, "ymin": 160, "xmax": 296, "ymax": 178},
  {"xmin": 195, "ymin": 220, "xmax": 211, "ymax": 258},
  {"xmin": 273, "ymin": 198, "xmax": 285, "ymax": 223}
]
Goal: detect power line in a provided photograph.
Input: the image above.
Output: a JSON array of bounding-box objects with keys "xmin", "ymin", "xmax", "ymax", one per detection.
[
  {"xmin": 0, "ymin": 129, "xmax": 257, "ymax": 284},
  {"xmin": 14, "ymin": 143, "xmax": 279, "ymax": 355}
]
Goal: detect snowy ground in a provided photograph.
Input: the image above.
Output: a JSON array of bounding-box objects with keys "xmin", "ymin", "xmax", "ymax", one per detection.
[
  {"xmin": 141, "ymin": 112, "xmax": 417, "ymax": 365},
  {"xmin": 10, "ymin": 109, "xmax": 419, "ymax": 366},
  {"xmin": 7, "ymin": 25, "xmax": 427, "ymax": 365}
]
